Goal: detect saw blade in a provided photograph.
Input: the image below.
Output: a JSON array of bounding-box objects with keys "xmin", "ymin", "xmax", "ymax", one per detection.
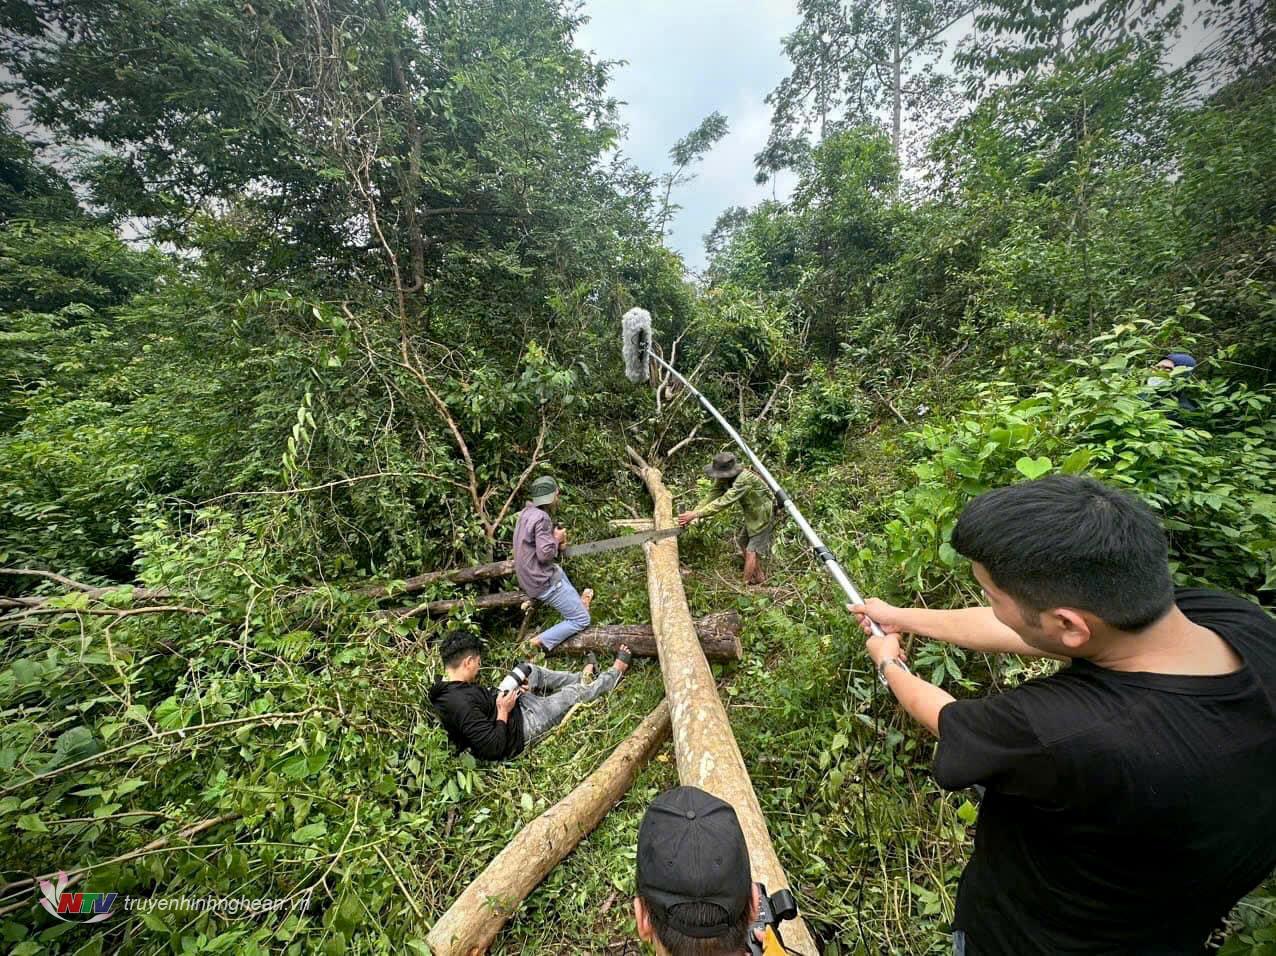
[{"xmin": 561, "ymin": 525, "xmax": 682, "ymax": 558}]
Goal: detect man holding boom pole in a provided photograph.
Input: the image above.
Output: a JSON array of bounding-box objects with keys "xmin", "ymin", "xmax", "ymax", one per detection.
[{"xmin": 851, "ymin": 476, "xmax": 1276, "ymax": 955}]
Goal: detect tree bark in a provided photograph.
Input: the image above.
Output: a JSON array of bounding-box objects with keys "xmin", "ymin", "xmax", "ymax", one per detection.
[
  {"xmin": 426, "ymin": 700, "xmax": 672, "ymax": 956},
  {"xmin": 626, "ymin": 449, "xmax": 818, "ymax": 955},
  {"xmin": 391, "ymin": 590, "xmax": 526, "ymax": 619},
  {"xmin": 360, "ymin": 559, "xmax": 517, "ymax": 599},
  {"xmin": 551, "ymin": 612, "xmax": 742, "ymax": 662}
]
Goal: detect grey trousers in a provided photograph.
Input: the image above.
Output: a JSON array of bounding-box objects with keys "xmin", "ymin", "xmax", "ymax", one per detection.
[{"xmin": 519, "ymin": 663, "xmax": 621, "ymax": 746}]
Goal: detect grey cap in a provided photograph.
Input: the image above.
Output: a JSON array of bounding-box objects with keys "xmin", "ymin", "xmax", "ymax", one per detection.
[{"xmin": 529, "ymin": 475, "xmax": 559, "ymax": 506}]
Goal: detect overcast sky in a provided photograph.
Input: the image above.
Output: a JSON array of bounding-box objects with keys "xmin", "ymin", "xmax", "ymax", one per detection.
[
  {"xmin": 574, "ymin": 0, "xmax": 1223, "ymax": 276},
  {"xmin": 575, "ymin": 0, "xmax": 801, "ymax": 274}
]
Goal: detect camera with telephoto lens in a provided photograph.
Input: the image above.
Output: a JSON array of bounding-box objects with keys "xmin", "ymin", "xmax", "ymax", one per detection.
[
  {"xmin": 497, "ymin": 661, "xmax": 534, "ymax": 694},
  {"xmin": 747, "ymin": 883, "xmax": 798, "ymax": 955}
]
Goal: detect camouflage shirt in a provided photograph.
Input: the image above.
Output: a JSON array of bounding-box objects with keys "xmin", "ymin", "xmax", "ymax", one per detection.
[{"xmin": 693, "ymin": 469, "xmax": 774, "ymax": 536}]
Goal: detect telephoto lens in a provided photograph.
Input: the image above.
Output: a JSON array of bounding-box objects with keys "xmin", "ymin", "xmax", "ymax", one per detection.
[{"xmin": 498, "ymin": 661, "xmax": 534, "ymax": 694}]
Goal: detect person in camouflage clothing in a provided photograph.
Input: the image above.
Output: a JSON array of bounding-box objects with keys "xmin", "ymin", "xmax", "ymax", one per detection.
[{"xmin": 678, "ymin": 452, "xmax": 777, "ymax": 586}]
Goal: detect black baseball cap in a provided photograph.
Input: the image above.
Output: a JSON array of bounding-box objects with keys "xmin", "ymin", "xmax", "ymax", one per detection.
[{"xmin": 636, "ymin": 786, "xmax": 752, "ymax": 938}]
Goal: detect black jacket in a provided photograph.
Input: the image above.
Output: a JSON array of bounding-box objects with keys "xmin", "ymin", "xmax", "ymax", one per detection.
[{"xmin": 428, "ymin": 680, "xmax": 526, "ymax": 761}]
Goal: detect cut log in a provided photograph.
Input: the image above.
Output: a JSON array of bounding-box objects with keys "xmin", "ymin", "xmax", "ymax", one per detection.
[
  {"xmin": 426, "ymin": 699, "xmax": 672, "ymax": 956},
  {"xmin": 390, "ymin": 590, "xmax": 526, "ymax": 619},
  {"xmin": 359, "ymin": 558, "xmax": 516, "ymax": 599},
  {"xmin": 551, "ymin": 612, "xmax": 742, "ymax": 662},
  {"xmin": 626, "ymin": 447, "xmax": 818, "ymax": 955}
]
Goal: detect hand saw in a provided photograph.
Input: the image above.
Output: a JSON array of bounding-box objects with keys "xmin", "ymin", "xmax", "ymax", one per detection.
[{"xmin": 561, "ymin": 525, "xmax": 683, "ymax": 559}]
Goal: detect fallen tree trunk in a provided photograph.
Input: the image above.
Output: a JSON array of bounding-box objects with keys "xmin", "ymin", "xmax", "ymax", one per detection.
[
  {"xmin": 0, "ymin": 568, "xmax": 175, "ymax": 610},
  {"xmin": 551, "ymin": 612, "xmax": 741, "ymax": 662},
  {"xmin": 359, "ymin": 531, "xmax": 646, "ymax": 600},
  {"xmin": 426, "ymin": 699, "xmax": 672, "ymax": 956},
  {"xmin": 626, "ymin": 448, "xmax": 818, "ymax": 955},
  {"xmin": 390, "ymin": 590, "xmax": 526, "ymax": 619},
  {"xmin": 359, "ymin": 558, "xmax": 516, "ymax": 599}
]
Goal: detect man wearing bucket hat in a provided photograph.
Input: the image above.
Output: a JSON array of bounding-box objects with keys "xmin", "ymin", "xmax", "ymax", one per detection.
[
  {"xmin": 634, "ymin": 786, "xmax": 764, "ymax": 955},
  {"xmin": 678, "ymin": 452, "xmax": 777, "ymax": 586},
  {"xmin": 513, "ymin": 475, "xmax": 594, "ymax": 652}
]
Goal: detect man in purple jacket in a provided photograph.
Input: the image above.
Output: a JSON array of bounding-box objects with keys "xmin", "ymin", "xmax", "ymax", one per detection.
[{"xmin": 514, "ymin": 475, "xmax": 594, "ymax": 652}]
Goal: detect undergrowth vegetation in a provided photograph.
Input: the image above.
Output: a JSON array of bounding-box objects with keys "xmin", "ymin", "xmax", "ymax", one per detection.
[{"xmin": 1, "ymin": 0, "xmax": 1273, "ymax": 953}]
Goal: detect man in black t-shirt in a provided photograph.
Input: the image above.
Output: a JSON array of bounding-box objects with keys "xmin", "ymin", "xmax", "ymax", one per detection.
[
  {"xmin": 850, "ymin": 476, "xmax": 1276, "ymax": 954},
  {"xmin": 427, "ymin": 633, "xmax": 631, "ymax": 761}
]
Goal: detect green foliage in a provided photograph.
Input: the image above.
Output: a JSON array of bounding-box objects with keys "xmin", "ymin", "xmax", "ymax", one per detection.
[
  {"xmin": 882, "ymin": 326, "xmax": 1276, "ymax": 601},
  {"xmin": 0, "ymin": 106, "xmax": 79, "ymax": 222},
  {"xmin": 1, "ymin": 0, "xmax": 1273, "ymax": 953},
  {"xmin": 779, "ymin": 362, "xmax": 874, "ymax": 463},
  {"xmin": 656, "ymin": 111, "xmax": 730, "ymax": 238}
]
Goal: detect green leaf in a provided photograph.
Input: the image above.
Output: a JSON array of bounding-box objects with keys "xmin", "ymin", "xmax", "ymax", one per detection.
[
  {"xmin": 280, "ymin": 754, "xmax": 311, "ymax": 780},
  {"xmin": 1015, "ymin": 456, "xmax": 1052, "ymax": 480},
  {"xmin": 1060, "ymin": 448, "xmax": 1093, "ymax": 475},
  {"xmin": 957, "ymin": 800, "xmax": 979, "ymax": 825},
  {"xmin": 17, "ymin": 813, "xmax": 49, "ymax": 832},
  {"xmin": 140, "ymin": 910, "xmax": 171, "ymax": 933},
  {"xmin": 291, "ymin": 822, "xmax": 328, "ymax": 843}
]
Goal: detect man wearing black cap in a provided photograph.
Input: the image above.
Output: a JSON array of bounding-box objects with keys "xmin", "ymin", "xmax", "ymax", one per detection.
[
  {"xmin": 635, "ymin": 786, "xmax": 763, "ymax": 956},
  {"xmin": 678, "ymin": 452, "xmax": 777, "ymax": 585}
]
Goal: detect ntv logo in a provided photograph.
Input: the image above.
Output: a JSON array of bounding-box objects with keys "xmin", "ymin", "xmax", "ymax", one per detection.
[{"xmin": 39, "ymin": 872, "xmax": 115, "ymax": 923}]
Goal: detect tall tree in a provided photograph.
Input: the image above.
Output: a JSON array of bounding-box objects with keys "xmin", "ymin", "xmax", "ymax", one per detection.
[
  {"xmin": 762, "ymin": 0, "xmax": 970, "ymax": 168},
  {"xmin": 655, "ymin": 111, "xmax": 729, "ymax": 241}
]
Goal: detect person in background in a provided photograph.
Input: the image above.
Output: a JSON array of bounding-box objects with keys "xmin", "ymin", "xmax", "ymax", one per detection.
[
  {"xmin": 427, "ymin": 632, "xmax": 631, "ymax": 761},
  {"xmin": 514, "ymin": 475, "xmax": 593, "ymax": 652},
  {"xmin": 850, "ymin": 475, "xmax": 1276, "ymax": 955},
  {"xmin": 678, "ymin": 452, "xmax": 777, "ymax": 586},
  {"xmin": 1147, "ymin": 351, "xmax": 1200, "ymax": 411},
  {"xmin": 634, "ymin": 786, "xmax": 764, "ymax": 956}
]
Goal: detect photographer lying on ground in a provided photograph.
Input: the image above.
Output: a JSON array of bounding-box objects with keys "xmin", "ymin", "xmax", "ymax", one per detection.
[
  {"xmin": 635, "ymin": 786, "xmax": 769, "ymax": 956},
  {"xmin": 428, "ymin": 632, "xmax": 631, "ymax": 762},
  {"xmin": 851, "ymin": 475, "xmax": 1276, "ymax": 955}
]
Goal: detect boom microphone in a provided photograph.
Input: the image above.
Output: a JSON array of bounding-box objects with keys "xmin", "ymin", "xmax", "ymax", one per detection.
[
  {"xmin": 619, "ymin": 306, "xmax": 884, "ymax": 637},
  {"xmin": 622, "ymin": 307, "xmax": 652, "ymax": 384}
]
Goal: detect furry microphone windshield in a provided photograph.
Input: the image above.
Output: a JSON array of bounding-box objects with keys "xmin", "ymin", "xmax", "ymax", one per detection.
[{"xmin": 621, "ymin": 307, "xmax": 652, "ymax": 384}]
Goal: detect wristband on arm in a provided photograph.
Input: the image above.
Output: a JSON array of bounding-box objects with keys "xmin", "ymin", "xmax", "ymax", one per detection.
[{"xmin": 877, "ymin": 656, "xmax": 910, "ymax": 687}]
